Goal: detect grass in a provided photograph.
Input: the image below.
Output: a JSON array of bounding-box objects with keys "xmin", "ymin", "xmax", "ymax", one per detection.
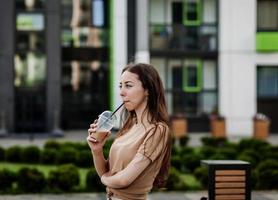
[
  {"xmin": 181, "ymin": 174, "xmax": 202, "ymax": 190},
  {"xmin": 0, "ymin": 162, "xmax": 90, "ymax": 189}
]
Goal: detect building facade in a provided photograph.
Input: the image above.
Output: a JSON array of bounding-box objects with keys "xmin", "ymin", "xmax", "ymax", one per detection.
[{"xmin": 0, "ymin": 0, "xmax": 277, "ymax": 135}]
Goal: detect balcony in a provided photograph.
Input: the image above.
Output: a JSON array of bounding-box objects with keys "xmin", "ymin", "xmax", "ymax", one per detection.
[{"xmin": 149, "ymin": 24, "xmax": 217, "ymax": 53}]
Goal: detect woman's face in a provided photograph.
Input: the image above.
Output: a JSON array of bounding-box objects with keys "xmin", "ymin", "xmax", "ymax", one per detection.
[{"xmin": 119, "ymin": 71, "xmax": 148, "ymax": 112}]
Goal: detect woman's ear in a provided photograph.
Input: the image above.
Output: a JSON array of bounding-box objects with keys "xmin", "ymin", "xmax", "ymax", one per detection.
[{"xmin": 145, "ymin": 90, "xmax": 149, "ymax": 97}]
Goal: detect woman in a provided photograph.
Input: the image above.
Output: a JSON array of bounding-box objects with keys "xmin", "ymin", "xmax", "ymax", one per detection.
[{"xmin": 87, "ymin": 63, "xmax": 171, "ymax": 200}]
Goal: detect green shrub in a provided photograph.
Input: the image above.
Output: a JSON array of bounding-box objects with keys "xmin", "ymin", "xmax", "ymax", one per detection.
[
  {"xmin": 171, "ymin": 155, "xmax": 183, "ymax": 171},
  {"xmin": 255, "ymin": 159, "xmax": 278, "ymax": 189},
  {"xmin": 86, "ymin": 168, "xmax": 105, "ymax": 191},
  {"xmin": 182, "ymin": 153, "xmax": 202, "ymax": 173},
  {"xmin": 56, "ymin": 147, "xmax": 77, "ymax": 164},
  {"xmin": 0, "ymin": 146, "xmax": 5, "ymax": 161},
  {"xmin": 21, "ymin": 146, "xmax": 41, "ymax": 163},
  {"xmin": 0, "ymin": 169, "xmax": 17, "ymax": 192},
  {"xmin": 201, "ymin": 137, "xmax": 227, "ymax": 147},
  {"xmin": 193, "ymin": 166, "xmax": 208, "ymax": 188},
  {"xmin": 237, "ymin": 138, "xmax": 269, "ymax": 153},
  {"xmin": 165, "ymin": 167, "xmax": 186, "ymax": 191},
  {"xmin": 17, "ymin": 167, "xmax": 46, "ymax": 193},
  {"xmin": 41, "ymin": 148, "xmax": 57, "ymax": 164},
  {"xmin": 103, "ymin": 139, "xmax": 114, "ymax": 158},
  {"xmin": 48, "ymin": 164, "xmax": 80, "ymax": 192},
  {"xmin": 237, "ymin": 149, "xmax": 261, "ymax": 167},
  {"xmin": 76, "ymin": 150, "xmax": 92, "ymax": 168},
  {"xmin": 6, "ymin": 146, "xmax": 22, "ymax": 163},
  {"xmin": 179, "ymin": 136, "xmax": 189, "ymax": 146},
  {"xmin": 44, "ymin": 140, "xmax": 61, "ymax": 150},
  {"xmin": 199, "ymin": 146, "xmax": 217, "ymax": 159},
  {"xmin": 218, "ymin": 147, "xmax": 237, "ymax": 159}
]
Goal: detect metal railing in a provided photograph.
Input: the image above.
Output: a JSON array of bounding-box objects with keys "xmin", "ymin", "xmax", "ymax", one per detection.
[{"xmin": 150, "ymin": 24, "xmax": 218, "ymax": 52}]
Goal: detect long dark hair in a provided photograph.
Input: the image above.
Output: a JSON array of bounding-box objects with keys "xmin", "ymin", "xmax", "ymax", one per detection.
[{"xmin": 118, "ymin": 63, "xmax": 171, "ymax": 188}]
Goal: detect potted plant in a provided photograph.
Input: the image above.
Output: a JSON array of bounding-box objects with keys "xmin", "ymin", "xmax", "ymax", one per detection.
[
  {"xmin": 253, "ymin": 113, "xmax": 270, "ymax": 140},
  {"xmin": 210, "ymin": 109, "xmax": 226, "ymax": 138},
  {"xmin": 170, "ymin": 113, "xmax": 188, "ymax": 139}
]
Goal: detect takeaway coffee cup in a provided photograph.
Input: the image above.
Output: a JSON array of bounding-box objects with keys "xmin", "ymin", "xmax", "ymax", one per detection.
[{"xmin": 93, "ymin": 111, "xmax": 115, "ymax": 142}]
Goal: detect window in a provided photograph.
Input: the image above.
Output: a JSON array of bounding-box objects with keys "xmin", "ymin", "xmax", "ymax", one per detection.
[
  {"xmin": 183, "ymin": 60, "xmax": 202, "ymax": 92},
  {"xmin": 257, "ymin": 0, "xmax": 278, "ymax": 31},
  {"xmin": 183, "ymin": 0, "xmax": 202, "ymax": 26},
  {"xmin": 258, "ymin": 66, "xmax": 278, "ymax": 97}
]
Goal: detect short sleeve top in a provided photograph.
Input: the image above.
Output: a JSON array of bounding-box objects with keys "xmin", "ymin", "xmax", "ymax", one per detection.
[{"xmin": 108, "ymin": 122, "xmax": 170, "ymax": 200}]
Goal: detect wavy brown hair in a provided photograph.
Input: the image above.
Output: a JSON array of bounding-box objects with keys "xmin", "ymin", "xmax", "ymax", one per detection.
[{"xmin": 117, "ymin": 63, "xmax": 171, "ymax": 188}]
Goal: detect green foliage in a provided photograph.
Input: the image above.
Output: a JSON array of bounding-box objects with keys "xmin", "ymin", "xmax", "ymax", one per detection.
[
  {"xmin": 179, "ymin": 136, "xmax": 189, "ymax": 146},
  {"xmin": 0, "ymin": 146, "xmax": 5, "ymax": 161},
  {"xmin": 76, "ymin": 150, "xmax": 92, "ymax": 168},
  {"xmin": 6, "ymin": 146, "xmax": 22, "ymax": 163},
  {"xmin": 17, "ymin": 167, "xmax": 46, "ymax": 193},
  {"xmin": 86, "ymin": 168, "xmax": 105, "ymax": 192},
  {"xmin": 165, "ymin": 167, "xmax": 187, "ymax": 191},
  {"xmin": 255, "ymin": 159, "xmax": 278, "ymax": 189},
  {"xmin": 182, "ymin": 153, "xmax": 202, "ymax": 173},
  {"xmin": 193, "ymin": 166, "xmax": 208, "ymax": 188},
  {"xmin": 201, "ymin": 136, "xmax": 227, "ymax": 147},
  {"xmin": 56, "ymin": 147, "xmax": 77, "ymax": 164},
  {"xmin": 0, "ymin": 169, "xmax": 17, "ymax": 192},
  {"xmin": 44, "ymin": 140, "xmax": 61, "ymax": 150},
  {"xmin": 48, "ymin": 164, "xmax": 80, "ymax": 192},
  {"xmin": 41, "ymin": 148, "xmax": 57, "ymax": 164},
  {"xmin": 21, "ymin": 146, "xmax": 41, "ymax": 163},
  {"xmin": 237, "ymin": 138, "xmax": 270, "ymax": 152}
]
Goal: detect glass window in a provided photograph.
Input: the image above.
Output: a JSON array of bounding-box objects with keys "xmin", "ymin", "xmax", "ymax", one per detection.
[
  {"xmin": 16, "ymin": 32, "xmax": 45, "ymax": 51},
  {"xmin": 16, "ymin": 13, "xmax": 44, "ymax": 31},
  {"xmin": 203, "ymin": 61, "xmax": 216, "ymax": 89},
  {"xmin": 258, "ymin": 66, "xmax": 278, "ymax": 97},
  {"xmin": 92, "ymin": 0, "xmax": 105, "ymax": 27},
  {"xmin": 14, "ymin": 52, "xmax": 46, "ymax": 87},
  {"xmin": 183, "ymin": 60, "xmax": 202, "ymax": 92},
  {"xmin": 183, "ymin": 0, "xmax": 202, "ymax": 26},
  {"xmin": 201, "ymin": 92, "xmax": 217, "ymax": 114},
  {"xmin": 257, "ymin": 0, "xmax": 278, "ymax": 31},
  {"xmin": 15, "ymin": 0, "xmax": 45, "ymax": 10}
]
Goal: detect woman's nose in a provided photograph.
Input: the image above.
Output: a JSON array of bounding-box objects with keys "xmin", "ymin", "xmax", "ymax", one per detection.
[{"xmin": 120, "ymin": 88, "xmax": 125, "ymax": 97}]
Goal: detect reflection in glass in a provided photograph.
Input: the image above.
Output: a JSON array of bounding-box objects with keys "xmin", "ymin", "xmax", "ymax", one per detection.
[
  {"xmin": 92, "ymin": 0, "xmax": 104, "ymax": 27},
  {"xmin": 61, "ymin": 27, "xmax": 108, "ymax": 47},
  {"xmin": 16, "ymin": 13, "xmax": 44, "ymax": 31},
  {"xmin": 16, "ymin": 32, "xmax": 44, "ymax": 51},
  {"xmin": 14, "ymin": 53, "xmax": 46, "ymax": 87},
  {"xmin": 15, "ymin": 0, "xmax": 45, "ymax": 10}
]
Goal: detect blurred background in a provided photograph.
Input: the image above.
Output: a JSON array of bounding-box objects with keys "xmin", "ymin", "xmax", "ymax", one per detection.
[{"xmin": 0, "ymin": 0, "xmax": 277, "ymax": 136}]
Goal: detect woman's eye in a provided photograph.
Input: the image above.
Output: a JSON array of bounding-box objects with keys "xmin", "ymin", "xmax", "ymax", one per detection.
[
  {"xmin": 119, "ymin": 85, "xmax": 122, "ymax": 89},
  {"xmin": 126, "ymin": 84, "xmax": 132, "ymax": 88}
]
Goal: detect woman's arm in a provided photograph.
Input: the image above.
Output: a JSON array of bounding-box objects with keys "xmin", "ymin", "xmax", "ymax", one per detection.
[
  {"xmin": 101, "ymin": 153, "xmax": 151, "ymax": 188},
  {"xmin": 91, "ymin": 148, "xmax": 108, "ymax": 177},
  {"xmin": 87, "ymin": 122, "xmax": 110, "ymax": 177}
]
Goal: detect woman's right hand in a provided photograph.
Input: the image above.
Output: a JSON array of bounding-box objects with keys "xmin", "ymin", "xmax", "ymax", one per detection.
[{"xmin": 87, "ymin": 120, "xmax": 110, "ymax": 153}]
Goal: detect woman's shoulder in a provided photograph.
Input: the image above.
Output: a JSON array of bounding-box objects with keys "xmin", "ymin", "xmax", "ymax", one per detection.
[{"xmin": 152, "ymin": 122, "xmax": 170, "ymax": 135}]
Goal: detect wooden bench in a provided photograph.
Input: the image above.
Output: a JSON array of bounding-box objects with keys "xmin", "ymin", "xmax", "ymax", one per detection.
[{"xmin": 201, "ymin": 160, "xmax": 251, "ymax": 200}]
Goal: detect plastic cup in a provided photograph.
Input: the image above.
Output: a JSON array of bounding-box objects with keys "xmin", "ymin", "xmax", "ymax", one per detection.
[{"xmin": 92, "ymin": 111, "xmax": 115, "ymax": 142}]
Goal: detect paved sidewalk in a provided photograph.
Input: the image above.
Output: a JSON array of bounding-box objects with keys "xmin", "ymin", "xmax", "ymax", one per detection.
[{"xmin": 1, "ymin": 191, "xmax": 278, "ymax": 200}]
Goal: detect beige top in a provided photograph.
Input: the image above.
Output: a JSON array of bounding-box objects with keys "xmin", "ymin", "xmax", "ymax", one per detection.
[{"xmin": 108, "ymin": 122, "xmax": 169, "ymax": 200}]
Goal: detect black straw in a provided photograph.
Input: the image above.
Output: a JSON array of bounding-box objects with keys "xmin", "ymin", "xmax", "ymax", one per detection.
[{"xmin": 110, "ymin": 102, "xmax": 124, "ymax": 119}]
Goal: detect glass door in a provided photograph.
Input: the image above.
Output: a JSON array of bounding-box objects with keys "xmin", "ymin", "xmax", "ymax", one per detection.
[
  {"xmin": 14, "ymin": 0, "xmax": 46, "ymax": 132},
  {"xmin": 61, "ymin": 0, "xmax": 109, "ymax": 129}
]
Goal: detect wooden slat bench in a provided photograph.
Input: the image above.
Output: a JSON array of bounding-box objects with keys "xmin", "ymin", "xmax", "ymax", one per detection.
[{"xmin": 201, "ymin": 160, "xmax": 251, "ymax": 200}]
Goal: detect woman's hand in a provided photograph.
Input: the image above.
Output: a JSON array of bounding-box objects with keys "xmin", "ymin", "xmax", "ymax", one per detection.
[{"xmin": 87, "ymin": 120, "xmax": 110, "ymax": 153}]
